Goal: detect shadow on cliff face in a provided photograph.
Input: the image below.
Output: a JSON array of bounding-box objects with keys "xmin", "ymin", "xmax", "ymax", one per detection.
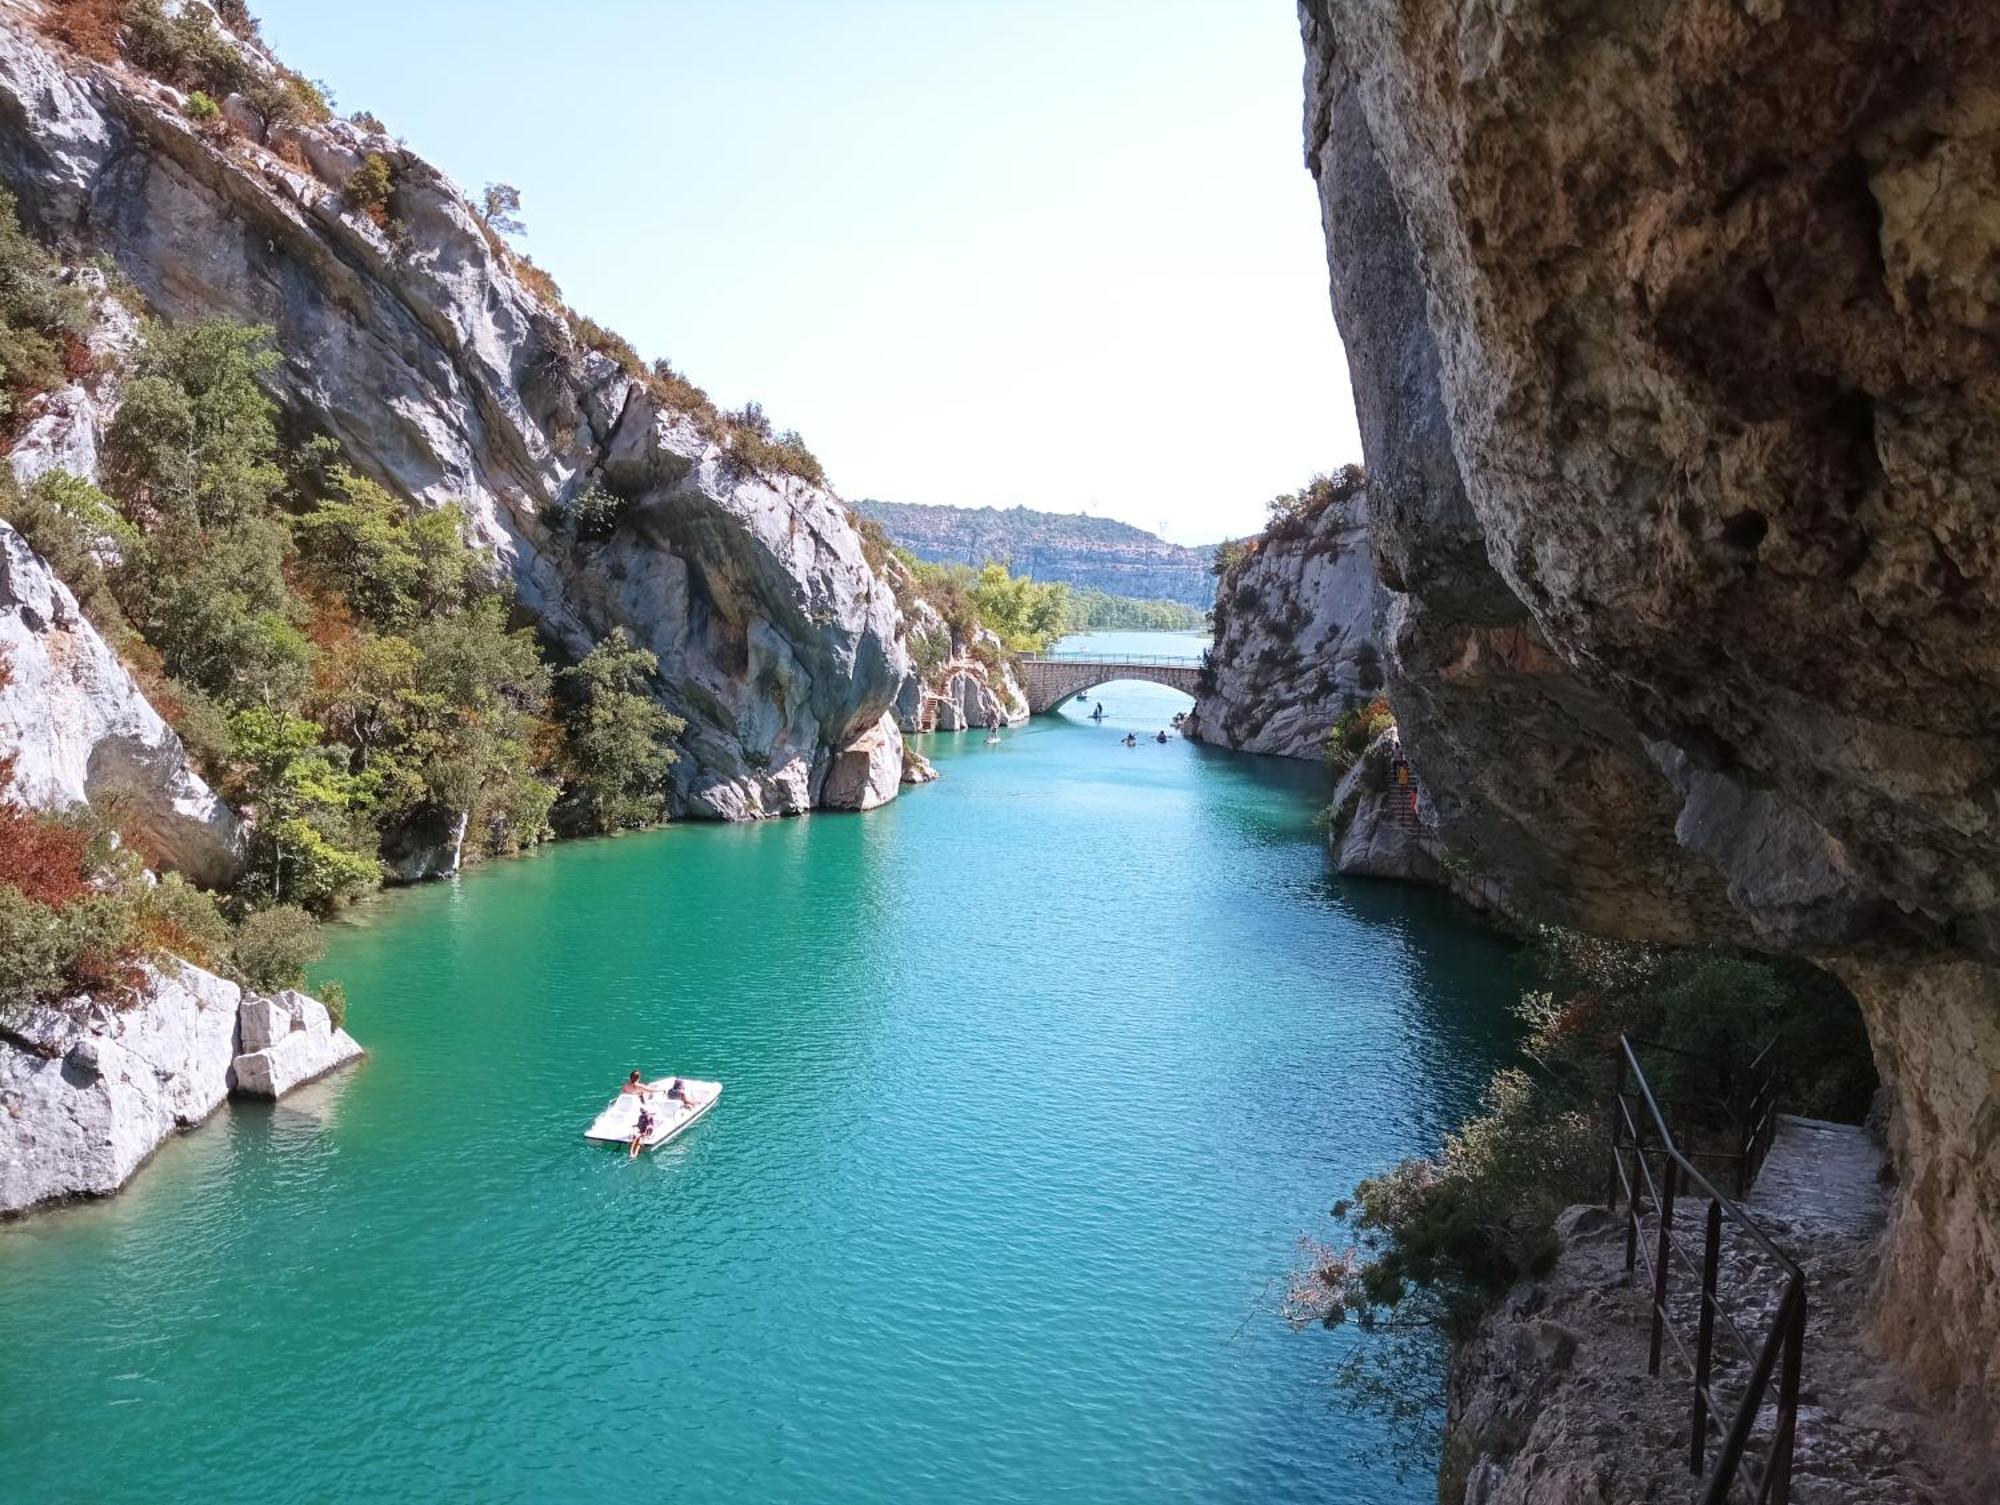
[{"xmin": 1300, "ymin": 0, "xmax": 2000, "ymax": 1441}]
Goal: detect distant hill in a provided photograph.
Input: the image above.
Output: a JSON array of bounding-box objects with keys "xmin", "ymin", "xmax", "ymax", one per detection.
[{"xmin": 855, "ymin": 500, "xmax": 1215, "ymax": 608}]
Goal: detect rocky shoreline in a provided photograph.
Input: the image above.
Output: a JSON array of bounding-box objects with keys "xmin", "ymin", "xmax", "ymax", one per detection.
[{"xmin": 0, "ymin": 962, "xmax": 360, "ymax": 1218}]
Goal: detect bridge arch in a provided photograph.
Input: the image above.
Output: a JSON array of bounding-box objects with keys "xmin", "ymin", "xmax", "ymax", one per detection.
[{"xmin": 1016, "ymin": 655, "xmax": 1204, "ymax": 715}]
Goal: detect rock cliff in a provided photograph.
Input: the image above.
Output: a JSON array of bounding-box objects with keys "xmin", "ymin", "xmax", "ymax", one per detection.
[
  {"xmin": 857, "ymin": 498, "xmax": 1214, "ymax": 608},
  {"xmin": 0, "ymin": 514, "xmax": 240, "ymax": 882},
  {"xmin": 1302, "ymin": 0, "xmax": 2000, "ymax": 1438},
  {"xmin": 1326, "ymin": 729, "xmax": 1446, "ymax": 887},
  {"xmin": 0, "ymin": 5, "xmax": 908, "ymax": 818},
  {"xmin": 889, "ymin": 586, "xmax": 1029, "ymax": 734},
  {"xmin": 1181, "ymin": 484, "xmax": 1384, "ymax": 759}
]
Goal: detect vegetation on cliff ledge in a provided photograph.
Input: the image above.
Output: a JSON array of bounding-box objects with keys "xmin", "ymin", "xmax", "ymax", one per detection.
[
  {"xmin": 0, "ymin": 197, "xmax": 684, "ymax": 965},
  {"xmin": 1291, "ymin": 931, "xmax": 1877, "ymax": 1470}
]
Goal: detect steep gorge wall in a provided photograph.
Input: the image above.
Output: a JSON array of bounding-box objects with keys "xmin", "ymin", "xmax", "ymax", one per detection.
[
  {"xmin": 1302, "ymin": 0, "xmax": 2000, "ymax": 1436},
  {"xmin": 0, "ymin": 6, "xmax": 908, "ymax": 819},
  {"xmin": 1182, "ymin": 488, "xmax": 1383, "ymax": 760}
]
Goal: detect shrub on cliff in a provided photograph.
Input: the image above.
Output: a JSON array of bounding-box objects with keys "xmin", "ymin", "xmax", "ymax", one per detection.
[
  {"xmin": 1263, "ymin": 463, "xmax": 1363, "ymax": 545},
  {"xmin": 723, "ymin": 402, "xmax": 829, "ymax": 489},
  {"xmin": 1298, "ymin": 931, "xmax": 1878, "ymax": 1468},
  {"xmin": 344, "ymin": 154, "xmax": 396, "ymax": 228},
  {"xmin": 6, "ymin": 470, "xmax": 135, "ymax": 628},
  {"xmin": 230, "ymin": 903, "xmax": 323, "ymax": 992},
  {"xmin": 1324, "ymin": 696, "xmax": 1394, "ymax": 775},
  {"xmin": 0, "ymin": 186, "xmax": 91, "ymax": 424}
]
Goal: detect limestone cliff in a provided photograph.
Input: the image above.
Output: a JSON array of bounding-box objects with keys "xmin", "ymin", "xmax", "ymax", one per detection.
[
  {"xmin": 888, "ymin": 580, "xmax": 1029, "ymax": 734},
  {"xmin": 0, "ymin": 514, "xmax": 240, "ymax": 882},
  {"xmin": 1182, "ymin": 481, "xmax": 1384, "ymax": 759},
  {"xmin": 0, "ymin": 4, "xmax": 909, "ymax": 818},
  {"xmin": 1302, "ymin": 0, "xmax": 2000, "ymax": 1438}
]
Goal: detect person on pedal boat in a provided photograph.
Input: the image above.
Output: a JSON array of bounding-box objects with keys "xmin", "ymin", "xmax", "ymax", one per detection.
[
  {"xmin": 664, "ymin": 1077, "xmax": 693, "ymax": 1110},
  {"xmin": 629, "ymin": 1101, "xmax": 656, "ymax": 1158},
  {"xmin": 620, "ymin": 1070, "xmax": 648, "ymax": 1097}
]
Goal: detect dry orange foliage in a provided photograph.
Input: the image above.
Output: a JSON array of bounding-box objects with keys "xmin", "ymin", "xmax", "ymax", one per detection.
[{"xmin": 44, "ymin": 0, "xmax": 127, "ymax": 63}]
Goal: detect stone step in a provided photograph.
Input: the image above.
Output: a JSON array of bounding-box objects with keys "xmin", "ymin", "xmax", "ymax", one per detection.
[{"xmin": 1748, "ymin": 1113, "xmax": 1890, "ymax": 1240}]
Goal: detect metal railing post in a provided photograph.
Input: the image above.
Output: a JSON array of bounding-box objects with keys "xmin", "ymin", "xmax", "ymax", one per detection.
[
  {"xmin": 1649, "ymin": 1157, "xmax": 1676, "ymax": 1375},
  {"xmin": 1767, "ymin": 1289, "xmax": 1806, "ymax": 1504},
  {"xmin": 1625, "ymin": 1110, "xmax": 1645, "ymax": 1276},
  {"xmin": 1691, "ymin": 1198, "xmax": 1722, "ymax": 1475},
  {"xmin": 1607, "ymin": 1049, "xmax": 1627, "ymax": 1210},
  {"xmin": 1618, "ymin": 1035, "xmax": 1804, "ymax": 1505}
]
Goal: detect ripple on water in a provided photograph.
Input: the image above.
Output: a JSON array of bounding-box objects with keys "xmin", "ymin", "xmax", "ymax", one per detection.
[{"xmin": 0, "ymin": 648, "xmax": 1523, "ymax": 1503}]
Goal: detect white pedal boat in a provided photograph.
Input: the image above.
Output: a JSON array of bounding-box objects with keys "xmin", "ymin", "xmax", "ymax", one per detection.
[{"xmin": 584, "ymin": 1079, "xmax": 723, "ymax": 1149}]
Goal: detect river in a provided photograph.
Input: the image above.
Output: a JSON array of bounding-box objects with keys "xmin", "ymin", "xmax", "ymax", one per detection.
[{"xmin": 0, "ymin": 631, "xmax": 1521, "ymax": 1503}]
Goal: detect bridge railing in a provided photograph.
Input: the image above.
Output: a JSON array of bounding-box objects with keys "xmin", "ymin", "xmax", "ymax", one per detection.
[{"xmin": 1021, "ymin": 653, "xmax": 1204, "ymax": 668}]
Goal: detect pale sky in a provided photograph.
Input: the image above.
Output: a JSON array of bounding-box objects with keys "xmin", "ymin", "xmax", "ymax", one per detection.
[{"xmin": 254, "ymin": 1, "xmax": 1360, "ymax": 545}]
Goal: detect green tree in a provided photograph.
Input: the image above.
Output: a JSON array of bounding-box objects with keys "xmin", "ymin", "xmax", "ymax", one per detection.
[
  {"xmin": 231, "ymin": 904, "xmax": 325, "ymax": 991},
  {"xmin": 968, "ymin": 562, "xmax": 1069, "ymax": 652},
  {"xmin": 554, "ymin": 629, "xmax": 684, "ymax": 834},
  {"xmin": 228, "ymin": 707, "xmax": 380, "ymax": 909},
  {"xmin": 104, "ymin": 319, "xmax": 285, "ymax": 530},
  {"xmin": 292, "ymin": 467, "xmax": 473, "ymax": 627},
  {"xmin": 119, "ymin": 515, "xmax": 307, "ymax": 708},
  {"xmin": 480, "ymin": 182, "xmax": 526, "ymax": 237}
]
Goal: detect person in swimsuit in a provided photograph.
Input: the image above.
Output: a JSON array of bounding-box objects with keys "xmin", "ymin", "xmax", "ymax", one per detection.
[
  {"xmin": 666, "ymin": 1077, "xmax": 693, "ymax": 1109},
  {"xmin": 620, "ymin": 1070, "xmax": 647, "ymax": 1096},
  {"xmin": 629, "ymin": 1100, "xmax": 657, "ymax": 1158}
]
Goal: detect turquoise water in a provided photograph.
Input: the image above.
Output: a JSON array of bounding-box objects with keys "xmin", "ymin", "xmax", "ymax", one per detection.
[{"xmin": 0, "ymin": 633, "xmax": 1520, "ymax": 1503}]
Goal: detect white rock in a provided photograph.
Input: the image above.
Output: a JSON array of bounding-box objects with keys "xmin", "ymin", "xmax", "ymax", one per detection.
[
  {"xmin": 230, "ymin": 989, "xmax": 362, "ymax": 1099},
  {"xmin": 0, "ymin": 518, "xmax": 242, "ymax": 884},
  {"xmin": 821, "ymin": 709, "xmax": 906, "ymax": 811},
  {"xmin": 0, "ymin": 962, "xmax": 241, "ymax": 1214},
  {"xmin": 1183, "ymin": 489, "xmax": 1385, "ymax": 760}
]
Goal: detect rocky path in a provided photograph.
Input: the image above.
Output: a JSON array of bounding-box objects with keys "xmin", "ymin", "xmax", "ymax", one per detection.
[
  {"xmin": 1750, "ymin": 1116, "xmax": 1891, "ymax": 1240},
  {"xmin": 1447, "ymin": 1114, "xmax": 1987, "ymax": 1503}
]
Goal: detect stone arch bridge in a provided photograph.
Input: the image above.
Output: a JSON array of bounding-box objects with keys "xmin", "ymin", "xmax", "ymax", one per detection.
[{"xmin": 1017, "ymin": 653, "xmax": 1204, "ymax": 714}]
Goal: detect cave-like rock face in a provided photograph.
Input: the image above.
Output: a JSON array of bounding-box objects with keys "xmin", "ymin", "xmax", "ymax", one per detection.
[
  {"xmin": 1303, "ymin": 0, "xmax": 2000, "ymax": 1435},
  {"xmin": 0, "ymin": 16, "xmax": 906, "ymax": 818}
]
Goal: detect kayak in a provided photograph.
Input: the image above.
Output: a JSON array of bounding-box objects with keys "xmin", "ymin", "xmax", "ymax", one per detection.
[{"xmin": 584, "ymin": 1079, "xmax": 723, "ymax": 1149}]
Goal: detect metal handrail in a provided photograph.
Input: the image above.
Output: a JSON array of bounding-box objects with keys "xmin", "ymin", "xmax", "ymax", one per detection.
[{"xmin": 1608, "ymin": 1035, "xmax": 1805, "ymax": 1504}]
